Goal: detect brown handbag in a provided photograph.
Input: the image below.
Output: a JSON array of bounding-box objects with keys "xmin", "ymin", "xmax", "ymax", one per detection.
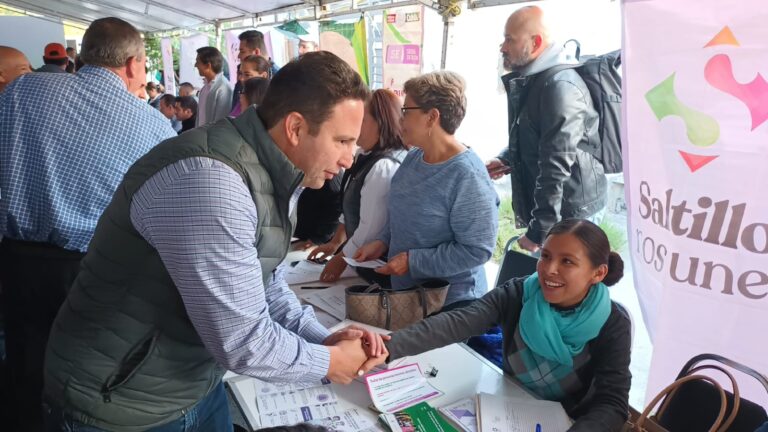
[
  {"xmin": 344, "ymin": 279, "xmax": 450, "ymax": 331},
  {"xmin": 623, "ymin": 374, "xmax": 729, "ymax": 432}
]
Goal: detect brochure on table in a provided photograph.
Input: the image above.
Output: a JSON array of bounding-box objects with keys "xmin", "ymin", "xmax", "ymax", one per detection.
[
  {"xmin": 380, "ymin": 402, "xmax": 459, "ymax": 432},
  {"xmin": 438, "ymin": 398, "xmax": 477, "ymax": 432},
  {"xmin": 235, "ymin": 375, "xmax": 377, "ymax": 431},
  {"xmin": 365, "ymin": 363, "xmax": 443, "ymax": 413}
]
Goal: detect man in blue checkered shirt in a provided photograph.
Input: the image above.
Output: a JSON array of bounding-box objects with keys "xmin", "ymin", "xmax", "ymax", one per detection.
[{"xmin": 0, "ymin": 17, "xmax": 175, "ymax": 430}]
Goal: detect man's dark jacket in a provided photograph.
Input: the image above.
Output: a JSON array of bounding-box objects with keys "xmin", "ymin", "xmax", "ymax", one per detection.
[{"xmin": 499, "ymin": 44, "xmax": 606, "ymax": 244}]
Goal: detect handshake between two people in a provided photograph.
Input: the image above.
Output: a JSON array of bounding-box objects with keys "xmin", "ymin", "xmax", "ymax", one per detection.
[{"xmin": 323, "ymin": 325, "xmax": 391, "ymax": 384}]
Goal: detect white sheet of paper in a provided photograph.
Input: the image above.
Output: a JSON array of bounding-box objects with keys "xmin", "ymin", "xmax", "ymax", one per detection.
[
  {"xmin": 302, "ymin": 284, "xmax": 348, "ymax": 320},
  {"xmin": 314, "ymin": 309, "xmax": 343, "ymax": 328},
  {"xmin": 365, "ymin": 363, "xmax": 443, "ymax": 413},
  {"xmin": 307, "ymin": 408, "xmax": 376, "ymax": 432},
  {"xmin": 342, "ymin": 257, "xmax": 387, "ymax": 269},
  {"xmin": 477, "ymin": 393, "xmax": 571, "ymax": 432},
  {"xmin": 284, "ymin": 260, "xmax": 356, "ymax": 285}
]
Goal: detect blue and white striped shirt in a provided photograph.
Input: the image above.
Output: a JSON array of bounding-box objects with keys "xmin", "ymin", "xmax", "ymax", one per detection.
[
  {"xmin": 130, "ymin": 157, "xmax": 331, "ymax": 382},
  {"xmin": 0, "ymin": 65, "xmax": 176, "ymax": 251}
]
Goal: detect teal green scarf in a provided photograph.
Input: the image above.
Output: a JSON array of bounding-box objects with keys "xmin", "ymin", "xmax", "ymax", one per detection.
[{"xmin": 519, "ymin": 273, "xmax": 611, "ymax": 367}]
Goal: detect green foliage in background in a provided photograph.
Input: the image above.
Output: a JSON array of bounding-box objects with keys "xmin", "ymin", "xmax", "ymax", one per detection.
[
  {"xmin": 144, "ymin": 36, "xmax": 182, "ymax": 74},
  {"xmin": 492, "ymin": 196, "xmax": 628, "ymax": 263}
]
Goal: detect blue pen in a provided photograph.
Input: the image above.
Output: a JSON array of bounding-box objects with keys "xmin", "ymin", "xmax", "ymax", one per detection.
[{"xmin": 535, "ymin": 424, "xmax": 542, "ymax": 432}]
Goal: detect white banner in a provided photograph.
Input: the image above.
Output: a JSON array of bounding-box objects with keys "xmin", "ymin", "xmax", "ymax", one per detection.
[
  {"xmin": 224, "ymin": 30, "xmax": 240, "ymax": 87},
  {"xmin": 382, "ymin": 6, "xmax": 424, "ymax": 97},
  {"xmin": 160, "ymin": 38, "xmax": 176, "ymax": 96},
  {"xmin": 179, "ymin": 34, "xmax": 208, "ymax": 90},
  {"xmin": 623, "ymin": 0, "xmax": 768, "ymax": 404}
]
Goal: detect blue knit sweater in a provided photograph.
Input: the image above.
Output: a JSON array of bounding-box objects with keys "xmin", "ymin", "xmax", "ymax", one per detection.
[{"xmin": 379, "ymin": 148, "xmax": 499, "ymax": 305}]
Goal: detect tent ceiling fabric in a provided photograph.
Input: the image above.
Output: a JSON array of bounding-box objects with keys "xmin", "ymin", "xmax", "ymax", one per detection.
[{"xmin": 0, "ymin": 0, "xmax": 315, "ymax": 32}]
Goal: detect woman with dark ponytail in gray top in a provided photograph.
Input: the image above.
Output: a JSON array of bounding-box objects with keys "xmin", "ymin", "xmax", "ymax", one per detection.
[{"xmin": 379, "ymin": 219, "xmax": 632, "ymax": 432}]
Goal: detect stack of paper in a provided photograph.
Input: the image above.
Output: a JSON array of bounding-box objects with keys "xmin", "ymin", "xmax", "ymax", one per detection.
[{"xmin": 476, "ymin": 393, "xmax": 571, "ymax": 432}]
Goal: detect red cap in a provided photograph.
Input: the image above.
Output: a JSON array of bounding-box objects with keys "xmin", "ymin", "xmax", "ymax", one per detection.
[{"xmin": 44, "ymin": 43, "xmax": 68, "ymax": 60}]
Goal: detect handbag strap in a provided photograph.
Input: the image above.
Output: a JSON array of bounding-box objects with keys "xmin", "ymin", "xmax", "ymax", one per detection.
[
  {"xmin": 656, "ymin": 364, "xmax": 740, "ymax": 432},
  {"xmin": 380, "ymin": 290, "xmax": 392, "ymax": 330},
  {"xmin": 635, "ymin": 374, "xmax": 727, "ymax": 432},
  {"xmin": 418, "ymin": 286, "xmax": 428, "ymax": 318}
]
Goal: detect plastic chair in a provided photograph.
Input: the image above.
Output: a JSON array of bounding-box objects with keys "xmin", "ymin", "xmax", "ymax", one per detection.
[{"xmin": 494, "ymin": 235, "xmax": 538, "ymax": 288}]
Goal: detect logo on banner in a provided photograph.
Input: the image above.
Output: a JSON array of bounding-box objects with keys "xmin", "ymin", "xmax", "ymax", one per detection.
[
  {"xmin": 635, "ymin": 26, "xmax": 768, "ymax": 301},
  {"xmin": 645, "ymin": 26, "xmax": 768, "ymax": 172}
]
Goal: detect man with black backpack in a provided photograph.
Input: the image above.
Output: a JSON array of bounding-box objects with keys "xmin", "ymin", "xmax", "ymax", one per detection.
[{"xmin": 487, "ymin": 5, "xmax": 613, "ymax": 253}]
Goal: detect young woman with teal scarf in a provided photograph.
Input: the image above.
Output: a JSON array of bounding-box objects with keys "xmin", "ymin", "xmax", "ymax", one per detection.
[{"xmin": 380, "ymin": 219, "xmax": 632, "ymax": 432}]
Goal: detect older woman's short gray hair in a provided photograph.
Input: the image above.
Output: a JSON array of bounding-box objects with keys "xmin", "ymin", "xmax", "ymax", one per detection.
[
  {"xmin": 80, "ymin": 17, "xmax": 145, "ymax": 68},
  {"xmin": 403, "ymin": 71, "xmax": 467, "ymax": 135}
]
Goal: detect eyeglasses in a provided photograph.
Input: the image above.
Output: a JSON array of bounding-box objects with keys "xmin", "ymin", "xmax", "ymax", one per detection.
[{"xmin": 401, "ymin": 106, "xmax": 422, "ymax": 115}]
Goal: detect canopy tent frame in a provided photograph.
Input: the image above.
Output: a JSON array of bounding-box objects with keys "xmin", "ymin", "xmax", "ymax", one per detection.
[{"xmin": 0, "ymin": 0, "xmax": 536, "ymax": 68}]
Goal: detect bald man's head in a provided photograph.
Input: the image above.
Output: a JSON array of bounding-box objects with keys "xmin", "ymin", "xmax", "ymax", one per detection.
[
  {"xmin": 500, "ymin": 6, "xmax": 551, "ymax": 71},
  {"xmin": 0, "ymin": 46, "xmax": 32, "ymax": 92}
]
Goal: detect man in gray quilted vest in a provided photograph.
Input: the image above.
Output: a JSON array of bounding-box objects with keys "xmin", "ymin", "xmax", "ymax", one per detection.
[{"xmin": 43, "ymin": 51, "xmax": 384, "ymax": 431}]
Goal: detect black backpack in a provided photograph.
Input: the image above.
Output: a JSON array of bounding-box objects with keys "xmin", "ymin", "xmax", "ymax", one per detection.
[{"xmin": 530, "ymin": 46, "xmax": 623, "ymax": 173}]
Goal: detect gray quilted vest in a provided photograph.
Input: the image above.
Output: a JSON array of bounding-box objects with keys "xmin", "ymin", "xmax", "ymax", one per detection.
[{"xmin": 43, "ymin": 107, "xmax": 303, "ymax": 431}]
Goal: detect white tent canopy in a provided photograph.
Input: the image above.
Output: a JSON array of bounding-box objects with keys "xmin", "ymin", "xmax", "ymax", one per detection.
[
  {"xmin": 0, "ymin": 1, "xmax": 528, "ymax": 33},
  {"xmin": 0, "ymin": 0, "xmax": 334, "ymax": 32}
]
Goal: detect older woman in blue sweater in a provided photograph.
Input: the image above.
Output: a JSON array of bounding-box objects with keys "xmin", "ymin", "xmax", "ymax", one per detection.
[{"xmin": 355, "ymin": 71, "xmax": 499, "ymax": 308}]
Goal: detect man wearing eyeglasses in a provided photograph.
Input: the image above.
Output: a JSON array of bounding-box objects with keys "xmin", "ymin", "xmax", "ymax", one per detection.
[{"xmin": 486, "ymin": 6, "xmax": 606, "ymax": 253}]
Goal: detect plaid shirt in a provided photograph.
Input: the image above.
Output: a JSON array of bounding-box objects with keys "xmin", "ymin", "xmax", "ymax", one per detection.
[
  {"xmin": 129, "ymin": 157, "xmax": 331, "ymax": 381},
  {"xmin": 0, "ymin": 66, "xmax": 176, "ymax": 251}
]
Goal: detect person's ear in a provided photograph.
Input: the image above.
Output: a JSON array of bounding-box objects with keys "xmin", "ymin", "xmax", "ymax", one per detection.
[
  {"xmin": 254, "ymin": 48, "xmax": 262, "ymax": 57},
  {"xmin": 532, "ymin": 34, "xmax": 544, "ymax": 52},
  {"xmin": 428, "ymin": 108, "xmax": 440, "ymax": 128},
  {"xmin": 125, "ymin": 56, "xmax": 141, "ymax": 79},
  {"xmin": 284, "ymin": 112, "xmax": 305, "ymax": 147},
  {"xmin": 591, "ymin": 264, "xmax": 608, "ymax": 285}
]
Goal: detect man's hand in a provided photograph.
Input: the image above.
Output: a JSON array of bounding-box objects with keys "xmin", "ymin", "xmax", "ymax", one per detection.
[
  {"xmin": 320, "ymin": 254, "xmax": 347, "ymax": 282},
  {"xmin": 486, "ymin": 158, "xmax": 512, "ymax": 180},
  {"xmin": 518, "ymin": 235, "xmax": 540, "ymax": 253},
  {"xmin": 353, "ymin": 240, "xmax": 387, "ymax": 262},
  {"xmin": 375, "ymin": 252, "xmax": 408, "ymax": 276},
  {"xmin": 323, "ymin": 325, "xmax": 391, "ymax": 358},
  {"xmin": 326, "ymin": 338, "xmax": 367, "ymax": 384}
]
